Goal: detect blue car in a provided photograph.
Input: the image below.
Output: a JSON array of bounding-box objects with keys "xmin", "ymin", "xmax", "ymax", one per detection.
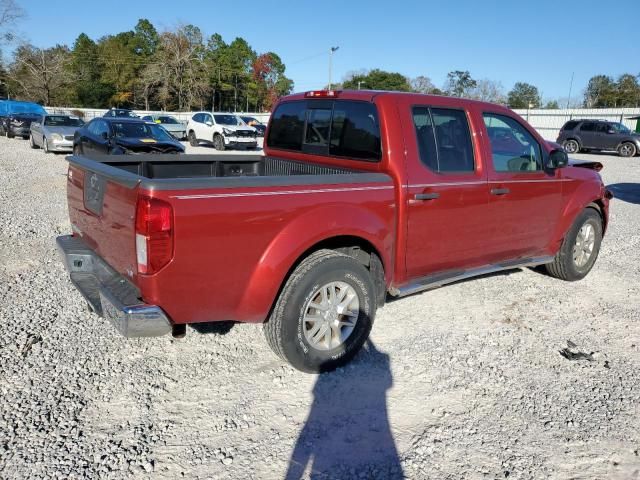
[{"xmin": 0, "ymin": 100, "xmax": 48, "ymax": 139}]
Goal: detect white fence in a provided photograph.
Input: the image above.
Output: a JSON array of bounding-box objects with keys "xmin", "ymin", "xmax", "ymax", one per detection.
[
  {"xmin": 44, "ymin": 107, "xmax": 271, "ymax": 125},
  {"xmin": 513, "ymin": 107, "xmax": 640, "ymax": 141}
]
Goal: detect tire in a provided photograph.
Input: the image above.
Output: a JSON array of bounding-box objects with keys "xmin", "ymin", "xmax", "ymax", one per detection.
[
  {"xmin": 213, "ymin": 134, "xmax": 226, "ymax": 151},
  {"xmin": 545, "ymin": 208, "xmax": 603, "ymax": 281},
  {"xmin": 73, "ymin": 144, "xmax": 82, "ymax": 156},
  {"xmin": 43, "ymin": 138, "xmax": 50, "ymax": 153},
  {"xmin": 188, "ymin": 130, "xmax": 198, "ymax": 147},
  {"xmin": 264, "ymin": 249, "xmax": 377, "ymax": 373},
  {"xmin": 618, "ymin": 142, "xmax": 637, "ymax": 158},
  {"xmin": 563, "ymin": 139, "xmax": 579, "ymax": 154},
  {"xmin": 7, "ymin": 129, "xmax": 14, "ymax": 139},
  {"xmin": 29, "ymin": 134, "xmax": 39, "ymax": 149}
]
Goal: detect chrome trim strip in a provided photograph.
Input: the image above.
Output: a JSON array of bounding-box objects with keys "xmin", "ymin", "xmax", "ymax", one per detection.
[
  {"xmin": 171, "ymin": 185, "xmax": 394, "ymax": 200},
  {"xmin": 409, "ymin": 181, "xmax": 485, "ymax": 188},
  {"xmin": 389, "ymin": 256, "xmax": 554, "ymax": 297},
  {"xmin": 489, "ymin": 179, "xmax": 574, "ymax": 184},
  {"xmin": 408, "ymin": 178, "xmax": 574, "ymax": 188}
]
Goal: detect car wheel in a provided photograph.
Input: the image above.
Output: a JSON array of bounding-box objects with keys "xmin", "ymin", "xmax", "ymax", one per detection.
[
  {"xmin": 7, "ymin": 129, "xmax": 14, "ymax": 139},
  {"xmin": 188, "ymin": 130, "xmax": 198, "ymax": 147},
  {"xmin": 618, "ymin": 142, "xmax": 637, "ymax": 158},
  {"xmin": 563, "ymin": 139, "xmax": 579, "ymax": 154},
  {"xmin": 29, "ymin": 134, "xmax": 39, "ymax": 149},
  {"xmin": 43, "ymin": 138, "xmax": 50, "ymax": 153},
  {"xmin": 545, "ymin": 208, "xmax": 603, "ymax": 281},
  {"xmin": 213, "ymin": 134, "xmax": 226, "ymax": 151},
  {"xmin": 73, "ymin": 144, "xmax": 82, "ymax": 156},
  {"xmin": 263, "ymin": 249, "xmax": 377, "ymax": 373}
]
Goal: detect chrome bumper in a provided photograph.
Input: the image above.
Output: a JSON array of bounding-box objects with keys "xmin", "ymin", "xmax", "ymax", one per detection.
[{"xmin": 56, "ymin": 235, "xmax": 172, "ymax": 337}]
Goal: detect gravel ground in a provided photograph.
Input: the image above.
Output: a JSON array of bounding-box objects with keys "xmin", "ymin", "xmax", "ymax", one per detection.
[{"xmin": 1, "ymin": 136, "xmax": 639, "ymax": 480}]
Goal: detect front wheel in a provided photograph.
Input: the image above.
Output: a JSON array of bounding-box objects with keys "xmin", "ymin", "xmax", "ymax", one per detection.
[
  {"xmin": 188, "ymin": 130, "xmax": 198, "ymax": 147},
  {"xmin": 43, "ymin": 138, "xmax": 50, "ymax": 153},
  {"xmin": 264, "ymin": 249, "xmax": 377, "ymax": 373},
  {"xmin": 29, "ymin": 134, "xmax": 39, "ymax": 149},
  {"xmin": 545, "ymin": 208, "xmax": 603, "ymax": 281},
  {"xmin": 563, "ymin": 139, "xmax": 579, "ymax": 154},
  {"xmin": 213, "ymin": 134, "xmax": 226, "ymax": 151},
  {"xmin": 618, "ymin": 142, "xmax": 637, "ymax": 158}
]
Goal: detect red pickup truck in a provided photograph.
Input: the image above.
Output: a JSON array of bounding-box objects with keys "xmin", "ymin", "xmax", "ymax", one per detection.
[{"xmin": 57, "ymin": 90, "xmax": 611, "ymax": 372}]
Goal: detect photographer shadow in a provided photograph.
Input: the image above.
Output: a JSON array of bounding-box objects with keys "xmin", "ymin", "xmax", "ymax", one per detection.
[{"xmin": 285, "ymin": 341, "xmax": 404, "ymax": 479}]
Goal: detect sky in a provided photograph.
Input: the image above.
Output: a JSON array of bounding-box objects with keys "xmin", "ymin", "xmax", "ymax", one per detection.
[{"xmin": 11, "ymin": 0, "xmax": 640, "ymax": 101}]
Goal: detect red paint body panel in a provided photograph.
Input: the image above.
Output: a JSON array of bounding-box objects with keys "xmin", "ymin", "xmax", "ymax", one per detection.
[{"xmin": 64, "ymin": 91, "xmax": 609, "ymax": 327}]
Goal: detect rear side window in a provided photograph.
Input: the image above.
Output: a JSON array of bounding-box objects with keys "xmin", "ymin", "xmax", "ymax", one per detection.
[
  {"xmin": 267, "ymin": 100, "xmax": 381, "ymax": 161},
  {"xmin": 580, "ymin": 122, "xmax": 596, "ymax": 132},
  {"xmin": 412, "ymin": 107, "xmax": 475, "ymax": 173},
  {"xmin": 562, "ymin": 121, "xmax": 579, "ymax": 131}
]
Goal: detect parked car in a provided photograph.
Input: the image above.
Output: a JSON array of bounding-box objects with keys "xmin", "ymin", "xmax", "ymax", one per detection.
[
  {"xmin": 140, "ymin": 114, "xmax": 186, "ymax": 140},
  {"xmin": 186, "ymin": 112, "xmax": 257, "ymax": 150},
  {"xmin": 558, "ymin": 119, "xmax": 640, "ymax": 157},
  {"xmin": 240, "ymin": 115, "xmax": 266, "ymax": 136},
  {"xmin": 103, "ymin": 108, "xmax": 139, "ymax": 119},
  {"xmin": 0, "ymin": 100, "xmax": 47, "ymax": 139},
  {"xmin": 30, "ymin": 114, "xmax": 84, "ymax": 153},
  {"xmin": 57, "ymin": 90, "xmax": 611, "ymax": 373},
  {"xmin": 73, "ymin": 117, "xmax": 185, "ymax": 155}
]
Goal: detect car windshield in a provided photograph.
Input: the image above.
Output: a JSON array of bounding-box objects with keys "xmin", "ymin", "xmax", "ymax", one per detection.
[
  {"xmin": 10, "ymin": 103, "xmax": 47, "ymax": 115},
  {"xmin": 612, "ymin": 122, "xmax": 631, "ymax": 134},
  {"xmin": 157, "ymin": 116, "xmax": 179, "ymax": 124},
  {"xmin": 214, "ymin": 114, "xmax": 241, "ymax": 126},
  {"xmin": 112, "ymin": 122, "xmax": 172, "ymax": 141},
  {"xmin": 44, "ymin": 115, "xmax": 83, "ymax": 127}
]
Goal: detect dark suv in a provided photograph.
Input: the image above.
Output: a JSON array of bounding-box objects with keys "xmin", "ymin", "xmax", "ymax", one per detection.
[{"xmin": 557, "ymin": 119, "xmax": 640, "ymax": 157}]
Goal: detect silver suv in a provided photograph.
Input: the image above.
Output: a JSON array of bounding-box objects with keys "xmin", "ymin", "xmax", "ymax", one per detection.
[{"xmin": 558, "ymin": 119, "xmax": 640, "ymax": 157}]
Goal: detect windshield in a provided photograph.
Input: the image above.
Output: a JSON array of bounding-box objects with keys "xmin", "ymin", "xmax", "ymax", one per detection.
[
  {"xmin": 157, "ymin": 116, "xmax": 179, "ymax": 124},
  {"xmin": 10, "ymin": 103, "xmax": 47, "ymax": 115},
  {"xmin": 214, "ymin": 114, "xmax": 241, "ymax": 126},
  {"xmin": 612, "ymin": 122, "xmax": 631, "ymax": 134},
  {"xmin": 242, "ymin": 116, "xmax": 262, "ymax": 126},
  {"xmin": 112, "ymin": 122, "xmax": 172, "ymax": 141},
  {"xmin": 44, "ymin": 115, "xmax": 83, "ymax": 127}
]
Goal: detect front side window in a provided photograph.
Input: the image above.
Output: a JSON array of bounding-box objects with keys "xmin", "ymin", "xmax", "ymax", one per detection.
[
  {"xmin": 412, "ymin": 107, "xmax": 475, "ymax": 173},
  {"xmin": 483, "ymin": 113, "xmax": 542, "ymax": 172},
  {"xmin": 611, "ymin": 122, "xmax": 631, "ymax": 134}
]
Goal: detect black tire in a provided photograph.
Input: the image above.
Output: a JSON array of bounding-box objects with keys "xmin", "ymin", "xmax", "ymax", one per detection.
[
  {"xmin": 213, "ymin": 134, "xmax": 226, "ymax": 151},
  {"xmin": 188, "ymin": 130, "xmax": 198, "ymax": 147},
  {"xmin": 7, "ymin": 129, "xmax": 14, "ymax": 139},
  {"xmin": 563, "ymin": 139, "xmax": 579, "ymax": 154},
  {"xmin": 73, "ymin": 144, "xmax": 82, "ymax": 155},
  {"xmin": 43, "ymin": 138, "xmax": 50, "ymax": 153},
  {"xmin": 264, "ymin": 249, "xmax": 377, "ymax": 373},
  {"xmin": 618, "ymin": 142, "xmax": 637, "ymax": 158},
  {"xmin": 29, "ymin": 134, "xmax": 39, "ymax": 149},
  {"xmin": 545, "ymin": 208, "xmax": 603, "ymax": 281}
]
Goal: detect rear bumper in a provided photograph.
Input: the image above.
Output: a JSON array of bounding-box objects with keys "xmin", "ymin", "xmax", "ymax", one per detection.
[{"xmin": 56, "ymin": 235, "xmax": 172, "ymax": 337}]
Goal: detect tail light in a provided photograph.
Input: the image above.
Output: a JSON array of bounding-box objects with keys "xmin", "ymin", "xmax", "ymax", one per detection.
[
  {"xmin": 305, "ymin": 90, "xmax": 339, "ymax": 98},
  {"xmin": 135, "ymin": 196, "xmax": 173, "ymax": 274}
]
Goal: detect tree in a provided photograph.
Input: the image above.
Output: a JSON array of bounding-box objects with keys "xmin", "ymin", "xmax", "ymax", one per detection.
[
  {"xmin": 68, "ymin": 33, "xmax": 113, "ymax": 107},
  {"xmin": 252, "ymin": 52, "xmax": 293, "ymax": 111},
  {"xmin": 584, "ymin": 75, "xmax": 616, "ymax": 107},
  {"xmin": 410, "ymin": 75, "xmax": 437, "ymax": 94},
  {"xmin": 0, "ymin": 0, "xmax": 23, "ymax": 44},
  {"xmin": 616, "ymin": 73, "xmax": 640, "ymax": 107},
  {"xmin": 507, "ymin": 82, "xmax": 541, "ymax": 108},
  {"xmin": 544, "ymin": 100, "xmax": 559, "ymax": 109},
  {"xmin": 444, "ymin": 70, "xmax": 476, "ymax": 97},
  {"xmin": 467, "ymin": 79, "xmax": 505, "ymax": 103},
  {"xmin": 342, "ymin": 69, "xmax": 411, "ymax": 92}
]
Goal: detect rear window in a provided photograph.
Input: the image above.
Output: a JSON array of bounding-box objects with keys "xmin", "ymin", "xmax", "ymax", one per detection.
[
  {"xmin": 267, "ymin": 100, "xmax": 381, "ymax": 161},
  {"xmin": 580, "ymin": 122, "xmax": 596, "ymax": 132},
  {"xmin": 562, "ymin": 121, "xmax": 579, "ymax": 131}
]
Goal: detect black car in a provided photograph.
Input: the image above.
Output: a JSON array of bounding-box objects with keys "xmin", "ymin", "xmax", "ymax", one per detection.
[
  {"xmin": 557, "ymin": 119, "xmax": 640, "ymax": 157},
  {"xmin": 73, "ymin": 118, "xmax": 185, "ymax": 155},
  {"xmin": 103, "ymin": 108, "xmax": 139, "ymax": 119},
  {"xmin": 240, "ymin": 116, "xmax": 266, "ymax": 136},
  {"xmin": 0, "ymin": 100, "xmax": 48, "ymax": 139}
]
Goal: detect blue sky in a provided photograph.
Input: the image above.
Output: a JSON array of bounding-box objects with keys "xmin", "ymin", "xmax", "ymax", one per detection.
[{"xmin": 13, "ymin": 0, "xmax": 640, "ymax": 101}]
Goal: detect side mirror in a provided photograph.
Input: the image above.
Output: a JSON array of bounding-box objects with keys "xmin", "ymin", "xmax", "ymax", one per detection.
[
  {"xmin": 205, "ymin": 121, "xmax": 213, "ymax": 126},
  {"xmin": 547, "ymin": 148, "xmax": 569, "ymax": 169},
  {"xmin": 607, "ymin": 129, "xmax": 615, "ymax": 134}
]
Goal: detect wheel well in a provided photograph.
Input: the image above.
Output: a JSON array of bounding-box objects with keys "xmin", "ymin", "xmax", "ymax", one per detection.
[
  {"xmin": 565, "ymin": 137, "xmax": 580, "ymax": 145},
  {"xmin": 586, "ymin": 201, "xmax": 606, "ymax": 231}
]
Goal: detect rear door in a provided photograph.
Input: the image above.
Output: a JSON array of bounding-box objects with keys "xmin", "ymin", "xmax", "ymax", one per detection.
[
  {"xmin": 481, "ymin": 112, "xmax": 563, "ymax": 260},
  {"xmin": 401, "ymin": 101, "xmax": 492, "ymax": 278},
  {"xmin": 578, "ymin": 122, "xmax": 598, "ymax": 148}
]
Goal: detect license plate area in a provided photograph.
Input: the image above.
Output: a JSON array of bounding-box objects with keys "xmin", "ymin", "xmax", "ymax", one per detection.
[{"xmin": 83, "ymin": 171, "xmax": 107, "ymax": 215}]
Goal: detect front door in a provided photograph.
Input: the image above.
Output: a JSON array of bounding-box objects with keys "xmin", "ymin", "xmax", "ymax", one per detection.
[
  {"xmin": 402, "ymin": 102, "xmax": 491, "ymax": 279},
  {"xmin": 482, "ymin": 112, "xmax": 563, "ymax": 260}
]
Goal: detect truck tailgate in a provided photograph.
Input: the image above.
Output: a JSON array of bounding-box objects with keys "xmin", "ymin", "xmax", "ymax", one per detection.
[{"xmin": 67, "ymin": 163, "xmax": 139, "ymax": 281}]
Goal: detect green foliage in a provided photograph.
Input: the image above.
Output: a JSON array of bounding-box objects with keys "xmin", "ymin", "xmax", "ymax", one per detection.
[
  {"xmin": 445, "ymin": 70, "xmax": 476, "ymax": 97},
  {"xmin": 5, "ymin": 18, "xmax": 293, "ymax": 111},
  {"xmin": 544, "ymin": 100, "xmax": 560, "ymax": 109},
  {"xmin": 507, "ymin": 82, "xmax": 541, "ymax": 108},
  {"xmin": 342, "ymin": 69, "xmax": 411, "ymax": 92},
  {"xmin": 585, "ymin": 73, "xmax": 640, "ymax": 107}
]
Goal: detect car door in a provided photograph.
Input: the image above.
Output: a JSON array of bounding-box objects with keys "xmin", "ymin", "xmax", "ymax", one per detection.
[
  {"xmin": 202, "ymin": 113, "xmax": 215, "ymax": 141},
  {"xmin": 85, "ymin": 120, "xmax": 110, "ymax": 154},
  {"xmin": 400, "ymin": 100, "xmax": 492, "ymax": 279},
  {"xmin": 482, "ymin": 111, "xmax": 563, "ymax": 260},
  {"xmin": 598, "ymin": 122, "xmax": 623, "ymax": 150},
  {"xmin": 578, "ymin": 122, "xmax": 597, "ymax": 148}
]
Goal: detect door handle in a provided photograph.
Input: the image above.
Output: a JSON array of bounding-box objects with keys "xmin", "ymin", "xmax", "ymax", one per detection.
[
  {"xmin": 414, "ymin": 192, "xmax": 440, "ymax": 201},
  {"xmin": 490, "ymin": 188, "xmax": 510, "ymax": 196}
]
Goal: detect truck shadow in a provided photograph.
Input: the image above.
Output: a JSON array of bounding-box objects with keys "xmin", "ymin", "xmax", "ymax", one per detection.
[
  {"xmin": 189, "ymin": 321, "xmax": 236, "ymax": 335},
  {"xmin": 606, "ymin": 183, "xmax": 640, "ymax": 205},
  {"xmin": 285, "ymin": 340, "xmax": 403, "ymax": 479}
]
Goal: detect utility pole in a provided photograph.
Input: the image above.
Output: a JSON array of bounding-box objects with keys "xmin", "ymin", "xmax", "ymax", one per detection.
[
  {"xmin": 234, "ymin": 74, "xmax": 238, "ymax": 112},
  {"xmin": 328, "ymin": 46, "xmax": 339, "ymax": 90},
  {"xmin": 566, "ymin": 72, "xmax": 574, "ymax": 110}
]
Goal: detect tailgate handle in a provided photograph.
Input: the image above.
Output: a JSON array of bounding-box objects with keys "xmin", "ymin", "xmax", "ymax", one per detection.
[
  {"xmin": 490, "ymin": 188, "xmax": 510, "ymax": 196},
  {"xmin": 414, "ymin": 192, "xmax": 440, "ymax": 201}
]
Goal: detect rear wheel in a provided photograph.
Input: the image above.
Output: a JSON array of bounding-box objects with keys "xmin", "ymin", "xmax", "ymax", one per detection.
[
  {"xmin": 264, "ymin": 249, "xmax": 377, "ymax": 373},
  {"xmin": 618, "ymin": 142, "xmax": 637, "ymax": 158},
  {"xmin": 188, "ymin": 130, "xmax": 198, "ymax": 146},
  {"xmin": 7, "ymin": 129, "xmax": 14, "ymax": 139},
  {"xmin": 563, "ymin": 139, "xmax": 579, "ymax": 154},
  {"xmin": 213, "ymin": 134, "xmax": 226, "ymax": 151},
  {"xmin": 545, "ymin": 208, "xmax": 603, "ymax": 281}
]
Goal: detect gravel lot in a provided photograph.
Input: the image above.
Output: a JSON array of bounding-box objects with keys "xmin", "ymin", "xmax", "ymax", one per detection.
[{"xmin": 1, "ymin": 136, "xmax": 639, "ymax": 480}]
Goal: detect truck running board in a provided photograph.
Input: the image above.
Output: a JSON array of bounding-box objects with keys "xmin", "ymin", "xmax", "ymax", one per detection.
[{"xmin": 389, "ymin": 256, "xmax": 554, "ymax": 298}]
